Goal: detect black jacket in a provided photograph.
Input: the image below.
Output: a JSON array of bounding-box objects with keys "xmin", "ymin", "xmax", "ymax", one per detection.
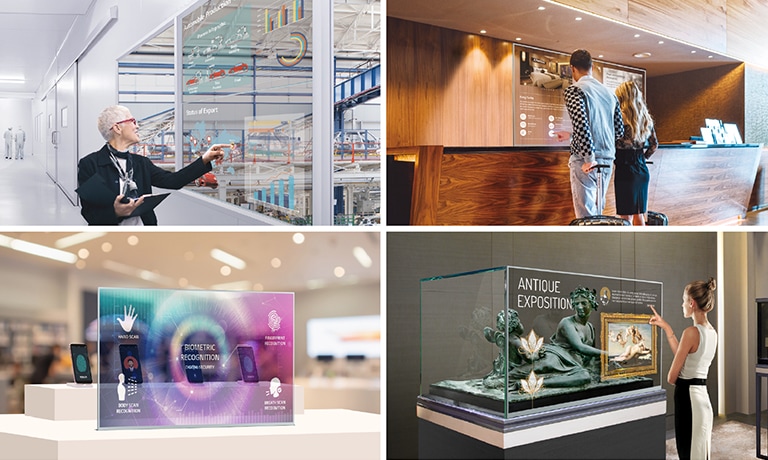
[{"xmin": 77, "ymin": 144, "xmax": 212, "ymax": 225}]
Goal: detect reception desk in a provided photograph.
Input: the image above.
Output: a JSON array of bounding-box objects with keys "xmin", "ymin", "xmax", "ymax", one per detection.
[{"xmin": 387, "ymin": 144, "xmax": 763, "ymax": 226}]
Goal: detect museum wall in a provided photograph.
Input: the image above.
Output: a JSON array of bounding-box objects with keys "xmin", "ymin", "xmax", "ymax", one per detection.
[
  {"xmin": 720, "ymin": 232, "xmax": 768, "ymax": 417},
  {"xmin": 386, "ymin": 231, "xmax": 718, "ymax": 459}
]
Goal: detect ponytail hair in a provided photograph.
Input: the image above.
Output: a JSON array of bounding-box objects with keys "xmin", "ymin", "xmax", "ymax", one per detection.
[{"xmin": 685, "ymin": 277, "xmax": 716, "ymax": 312}]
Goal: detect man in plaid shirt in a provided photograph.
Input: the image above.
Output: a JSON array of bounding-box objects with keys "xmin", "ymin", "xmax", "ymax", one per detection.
[{"xmin": 557, "ymin": 49, "xmax": 624, "ymax": 218}]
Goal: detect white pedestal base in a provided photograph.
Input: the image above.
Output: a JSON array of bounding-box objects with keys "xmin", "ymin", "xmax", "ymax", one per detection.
[
  {"xmin": 23, "ymin": 383, "xmax": 305, "ymax": 421},
  {"xmin": 0, "ymin": 409, "xmax": 379, "ymax": 460}
]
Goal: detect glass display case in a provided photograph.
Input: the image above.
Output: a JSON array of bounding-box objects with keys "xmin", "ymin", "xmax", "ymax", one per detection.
[
  {"xmin": 420, "ymin": 266, "xmax": 663, "ymax": 419},
  {"xmin": 758, "ymin": 298, "xmax": 768, "ymax": 365}
]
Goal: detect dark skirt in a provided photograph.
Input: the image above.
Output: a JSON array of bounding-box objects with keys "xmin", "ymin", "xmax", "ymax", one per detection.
[{"xmin": 614, "ymin": 148, "xmax": 650, "ymax": 215}]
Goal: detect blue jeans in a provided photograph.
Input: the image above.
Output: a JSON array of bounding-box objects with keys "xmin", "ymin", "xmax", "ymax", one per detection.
[{"xmin": 569, "ymin": 158, "xmax": 612, "ymax": 218}]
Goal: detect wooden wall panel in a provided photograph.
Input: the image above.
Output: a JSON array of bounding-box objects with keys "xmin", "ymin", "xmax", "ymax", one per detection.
[
  {"xmin": 558, "ymin": 0, "xmax": 768, "ymax": 71},
  {"xmin": 434, "ymin": 149, "xmax": 575, "ymax": 225},
  {"xmin": 629, "ymin": 0, "xmax": 727, "ymax": 53},
  {"xmin": 554, "ymin": 0, "xmax": 728, "ymax": 55},
  {"xmin": 553, "ymin": 0, "xmax": 628, "ymax": 22},
  {"xmin": 386, "ymin": 18, "xmax": 445, "ymax": 148},
  {"xmin": 387, "ymin": 17, "xmax": 514, "ymax": 148},
  {"xmin": 647, "ymin": 64, "xmax": 744, "ymax": 143},
  {"xmin": 400, "ymin": 146, "xmax": 760, "ymax": 225},
  {"xmin": 726, "ymin": 0, "xmax": 768, "ymax": 66}
]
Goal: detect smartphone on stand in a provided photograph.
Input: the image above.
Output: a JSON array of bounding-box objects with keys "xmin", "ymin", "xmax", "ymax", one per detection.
[
  {"xmin": 237, "ymin": 345, "xmax": 259, "ymax": 383},
  {"xmin": 69, "ymin": 343, "xmax": 93, "ymax": 384}
]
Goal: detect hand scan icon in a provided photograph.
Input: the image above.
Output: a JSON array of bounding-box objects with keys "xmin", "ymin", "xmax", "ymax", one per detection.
[{"xmin": 117, "ymin": 305, "xmax": 137, "ymax": 333}]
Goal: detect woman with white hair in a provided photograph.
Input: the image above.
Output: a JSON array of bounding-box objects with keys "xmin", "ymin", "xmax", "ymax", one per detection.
[{"xmin": 77, "ymin": 105, "xmax": 226, "ymax": 225}]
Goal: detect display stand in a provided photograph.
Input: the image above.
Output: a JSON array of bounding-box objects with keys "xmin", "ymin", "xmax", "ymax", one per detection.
[
  {"xmin": 1, "ymin": 384, "xmax": 379, "ymax": 460},
  {"xmin": 757, "ymin": 366, "xmax": 768, "ymax": 459},
  {"xmin": 417, "ymin": 386, "xmax": 666, "ymax": 459}
]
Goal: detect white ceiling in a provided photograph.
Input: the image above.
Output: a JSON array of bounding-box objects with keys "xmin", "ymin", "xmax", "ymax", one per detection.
[
  {"xmin": 387, "ymin": 0, "xmax": 740, "ymax": 77},
  {"xmin": 0, "ymin": 0, "xmax": 380, "ymax": 97},
  {"xmin": 0, "ymin": 0, "xmax": 94, "ymax": 95},
  {"xmin": 0, "ymin": 231, "xmax": 380, "ymax": 293}
]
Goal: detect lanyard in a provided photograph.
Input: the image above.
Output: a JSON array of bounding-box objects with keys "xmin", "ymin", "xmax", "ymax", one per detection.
[
  {"xmin": 107, "ymin": 145, "xmax": 133, "ymax": 183},
  {"xmin": 107, "ymin": 144, "xmax": 137, "ymax": 197}
]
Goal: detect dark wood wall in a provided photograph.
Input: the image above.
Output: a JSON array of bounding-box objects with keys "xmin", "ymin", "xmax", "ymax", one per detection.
[{"xmin": 646, "ymin": 64, "xmax": 745, "ymax": 143}]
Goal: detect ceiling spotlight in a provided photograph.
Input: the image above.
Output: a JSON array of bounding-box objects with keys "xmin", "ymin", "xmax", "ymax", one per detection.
[
  {"xmin": 210, "ymin": 248, "xmax": 246, "ymax": 270},
  {"xmin": 292, "ymin": 233, "xmax": 305, "ymax": 244},
  {"xmin": 538, "ymin": 6, "xmax": 546, "ymax": 11},
  {"xmin": 353, "ymin": 246, "xmax": 373, "ymax": 268},
  {"xmin": 691, "ymin": 50, "xmax": 697, "ymax": 54},
  {"xmin": 101, "ymin": 242, "xmax": 113, "ymax": 253},
  {"xmin": 334, "ymin": 266, "xmax": 346, "ymax": 278},
  {"xmin": 271, "ymin": 257, "xmax": 282, "ymax": 268},
  {"xmin": 708, "ymin": 55, "xmax": 714, "ymax": 59},
  {"xmin": 480, "ymin": 29, "xmax": 487, "ymax": 34},
  {"xmin": 633, "ymin": 52, "xmax": 652, "ymax": 59},
  {"xmin": 127, "ymin": 235, "xmax": 139, "ymax": 246},
  {"xmin": 658, "ymin": 40, "xmax": 664, "ymax": 45},
  {"xmin": 220, "ymin": 265, "xmax": 232, "ymax": 276},
  {"xmin": 78, "ymin": 248, "xmax": 90, "ymax": 259},
  {"xmin": 575, "ymin": 17, "xmax": 582, "ymax": 21},
  {"xmin": 515, "ymin": 37, "xmax": 522, "ymax": 41},
  {"xmin": 634, "ymin": 34, "xmax": 640, "ymax": 38},
  {"xmin": 54, "ymin": 232, "xmax": 106, "ymax": 248}
]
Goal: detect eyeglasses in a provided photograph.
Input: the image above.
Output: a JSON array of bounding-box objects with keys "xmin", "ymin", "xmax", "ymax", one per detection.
[{"xmin": 113, "ymin": 117, "xmax": 137, "ymax": 127}]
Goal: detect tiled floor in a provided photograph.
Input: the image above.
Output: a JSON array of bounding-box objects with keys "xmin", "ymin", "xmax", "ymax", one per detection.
[{"xmin": 0, "ymin": 154, "xmax": 84, "ymax": 226}]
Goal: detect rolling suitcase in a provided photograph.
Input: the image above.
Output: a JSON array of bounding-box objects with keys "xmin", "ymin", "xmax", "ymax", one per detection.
[
  {"xmin": 644, "ymin": 162, "xmax": 668, "ymax": 225},
  {"xmin": 646, "ymin": 211, "xmax": 668, "ymax": 226},
  {"xmin": 569, "ymin": 164, "xmax": 631, "ymax": 226}
]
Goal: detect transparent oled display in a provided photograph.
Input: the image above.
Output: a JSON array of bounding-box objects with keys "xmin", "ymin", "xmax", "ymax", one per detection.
[{"xmin": 97, "ymin": 288, "xmax": 294, "ymax": 429}]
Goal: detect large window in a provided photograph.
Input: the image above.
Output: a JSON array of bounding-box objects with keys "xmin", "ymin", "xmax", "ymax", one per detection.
[{"xmin": 118, "ymin": 0, "xmax": 380, "ymax": 225}]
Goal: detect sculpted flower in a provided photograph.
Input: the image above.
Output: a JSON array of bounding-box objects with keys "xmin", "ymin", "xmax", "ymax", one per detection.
[
  {"xmin": 519, "ymin": 330, "xmax": 543, "ymax": 358},
  {"xmin": 520, "ymin": 370, "xmax": 544, "ymax": 396}
]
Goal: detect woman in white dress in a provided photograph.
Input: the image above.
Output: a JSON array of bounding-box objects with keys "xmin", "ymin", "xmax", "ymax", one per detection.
[{"xmin": 649, "ymin": 278, "xmax": 717, "ymax": 460}]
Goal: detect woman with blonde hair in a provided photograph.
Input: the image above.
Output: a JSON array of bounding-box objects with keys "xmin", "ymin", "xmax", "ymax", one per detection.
[
  {"xmin": 650, "ymin": 278, "xmax": 717, "ymax": 460},
  {"xmin": 614, "ymin": 80, "xmax": 658, "ymax": 225}
]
